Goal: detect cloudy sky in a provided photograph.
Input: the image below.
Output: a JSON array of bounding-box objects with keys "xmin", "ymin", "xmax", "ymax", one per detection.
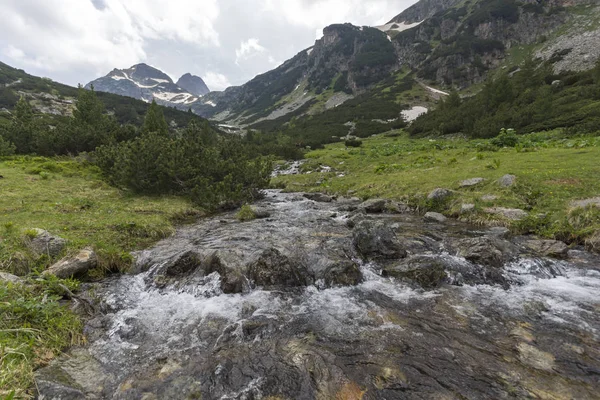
[{"xmin": 0, "ymin": 0, "xmax": 418, "ymax": 91}]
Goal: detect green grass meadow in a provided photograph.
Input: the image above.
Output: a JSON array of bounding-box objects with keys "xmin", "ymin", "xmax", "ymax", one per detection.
[{"xmin": 274, "ymin": 130, "xmax": 600, "ymax": 245}]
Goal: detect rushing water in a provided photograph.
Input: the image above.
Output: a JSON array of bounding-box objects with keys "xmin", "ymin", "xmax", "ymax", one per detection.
[{"xmin": 37, "ymin": 191, "xmax": 600, "ymax": 399}]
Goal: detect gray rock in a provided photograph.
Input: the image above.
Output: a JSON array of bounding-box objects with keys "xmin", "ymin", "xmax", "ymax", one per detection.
[
  {"xmin": 247, "ymin": 248, "xmax": 311, "ymax": 288},
  {"xmin": 252, "ymin": 207, "xmax": 271, "ymax": 219},
  {"xmin": 427, "ymin": 188, "xmax": 454, "ymax": 201},
  {"xmin": 303, "ymin": 193, "xmax": 334, "ymax": 203},
  {"xmin": 485, "ymin": 207, "xmax": 529, "ymax": 221},
  {"xmin": 460, "ymin": 178, "xmax": 485, "ymax": 188},
  {"xmin": 25, "ymin": 229, "xmax": 66, "ymax": 258},
  {"xmin": 461, "ymin": 204, "xmax": 476, "ymax": 214},
  {"xmin": 487, "ymin": 227, "xmax": 511, "ymax": 239},
  {"xmin": 386, "ymin": 201, "xmax": 412, "ymax": 214},
  {"xmin": 320, "ymin": 260, "xmax": 363, "ymax": 287},
  {"xmin": 498, "ymin": 174, "xmax": 517, "ymax": 188},
  {"xmin": 384, "ymin": 256, "xmax": 448, "ymax": 288},
  {"xmin": 0, "ymin": 272, "xmax": 24, "ymax": 284},
  {"xmin": 570, "ymin": 197, "xmax": 600, "ymax": 209},
  {"xmin": 424, "ymin": 212, "xmax": 447, "ymax": 223},
  {"xmin": 481, "ymin": 194, "xmax": 498, "ymax": 202},
  {"xmin": 44, "ymin": 248, "xmax": 98, "ymax": 279},
  {"xmin": 352, "ymin": 221, "xmax": 407, "ymax": 260},
  {"xmin": 358, "ymin": 198, "xmax": 387, "ymax": 213},
  {"xmin": 524, "ymin": 240, "xmax": 569, "ymax": 259},
  {"xmin": 455, "ymin": 236, "xmax": 518, "ymax": 268}
]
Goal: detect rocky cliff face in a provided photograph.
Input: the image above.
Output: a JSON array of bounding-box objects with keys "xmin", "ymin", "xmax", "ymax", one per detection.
[
  {"xmin": 390, "ymin": 0, "xmax": 586, "ymax": 88},
  {"xmin": 191, "ymin": 24, "xmax": 398, "ymax": 122},
  {"xmin": 86, "ymin": 64, "xmax": 206, "ymax": 108}
]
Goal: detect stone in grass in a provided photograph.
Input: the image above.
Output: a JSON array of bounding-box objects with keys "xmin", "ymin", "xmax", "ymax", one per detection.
[
  {"xmin": 461, "ymin": 204, "xmax": 475, "ymax": 214},
  {"xmin": 0, "ymin": 272, "xmax": 24, "ymax": 284},
  {"xmin": 427, "ymin": 188, "xmax": 454, "ymax": 201},
  {"xmin": 25, "ymin": 229, "xmax": 67, "ymax": 258},
  {"xmin": 460, "ymin": 178, "xmax": 485, "ymax": 188},
  {"xmin": 481, "ymin": 194, "xmax": 498, "ymax": 202},
  {"xmin": 484, "ymin": 207, "xmax": 528, "ymax": 221},
  {"xmin": 570, "ymin": 197, "xmax": 600, "ymax": 209},
  {"xmin": 424, "ymin": 212, "xmax": 447, "ymax": 223},
  {"xmin": 44, "ymin": 248, "xmax": 98, "ymax": 279},
  {"xmin": 498, "ymin": 174, "xmax": 517, "ymax": 188}
]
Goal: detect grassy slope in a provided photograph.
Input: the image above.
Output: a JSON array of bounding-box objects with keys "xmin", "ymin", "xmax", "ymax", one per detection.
[
  {"xmin": 0, "ymin": 156, "xmax": 199, "ymax": 398},
  {"xmin": 274, "ymin": 131, "xmax": 600, "ymax": 244}
]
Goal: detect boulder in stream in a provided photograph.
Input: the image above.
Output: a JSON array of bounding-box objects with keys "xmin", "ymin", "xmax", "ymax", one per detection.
[
  {"xmin": 247, "ymin": 248, "xmax": 312, "ymax": 288},
  {"xmin": 454, "ymin": 236, "xmax": 518, "ymax": 268},
  {"xmin": 352, "ymin": 220, "xmax": 407, "ymax": 261},
  {"xmin": 524, "ymin": 240, "xmax": 569, "ymax": 259}
]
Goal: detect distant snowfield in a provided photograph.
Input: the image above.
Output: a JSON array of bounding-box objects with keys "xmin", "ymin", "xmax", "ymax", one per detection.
[
  {"xmin": 153, "ymin": 92, "xmax": 197, "ymax": 104},
  {"xmin": 376, "ymin": 20, "xmax": 424, "ymax": 33},
  {"xmin": 402, "ymin": 106, "xmax": 428, "ymax": 122},
  {"xmin": 425, "ymin": 85, "xmax": 449, "ymax": 96}
]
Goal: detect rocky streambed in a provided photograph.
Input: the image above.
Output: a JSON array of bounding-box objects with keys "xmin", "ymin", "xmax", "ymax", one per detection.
[{"xmin": 37, "ymin": 191, "xmax": 600, "ymax": 399}]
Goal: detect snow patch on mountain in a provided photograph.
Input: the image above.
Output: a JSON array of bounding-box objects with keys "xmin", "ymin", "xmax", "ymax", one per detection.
[{"xmin": 376, "ymin": 20, "xmax": 424, "ymax": 33}]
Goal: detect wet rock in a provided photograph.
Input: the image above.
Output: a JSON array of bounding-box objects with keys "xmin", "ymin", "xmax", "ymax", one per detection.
[
  {"xmin": 484, "ymin": 207, "xmax": 528, "ymax": 221},
  {"xmin": 571, "ymin": 197, "xmax": 600, "ymax": 209},
  {"xmin": 247, "ymin": 248, "xmax": 311, "ymax": 288},
  {"xmin": 25, "ymin": 228, "xmax": 66, "ymax": 257},
  {"xmin": 0, "ymin": 272, "xmax": 24, "ymax": 284},
  {"xmin": 386, "ymin": 201, "xmax": 412, "ymax": 214},
  {"xmin": 203, "ymin": 253, "xmax": 247, "ymax": 294},
  {"xmin": 524, "ymin": 240, "xmax": 569, "ymax": 259},
  {"xmin": 252, "ymin": 207, "xmax": 271, "ymax": 219},
  {"xmin": 487, "ymin": 227, "xmax": 511, "ymax": 239},
  {"xmin": 35, "ymin": 348, "xmax": 108, "ymax": 400},
  {"xmin": 44, "ymin": 248, "xmax": 97, "ymax": 279},
  {"xmin": 498, "ymin": 174, "xmax": 517, "ymax": 188},
  {"xmin": 461, "ymin": 204, "xmax": 475, "ymax": 214},
  {"xmin": 427, "ymin": 188, "xmax": 454, "ymax": 201},
  {"xmin": 517, "ymin": 343, "xmax": 555, "ymax": 372},
  {"xmin": 320, "ymin": 260, "xmax": 362, "ymax": 287},
  {"xmin": 358, "ymin": 198, "xmax": 387, "ymax": 213},
  {"xmin": 454, "ymin": 237, "xmax": 517, "ymax": 268},
  {"xmin": 303, "ymin": 193, "xmax": 334, "ymax": 203},
  {"xmin": 384, "ymin": 256, "xmax": 448, "ymax": 288},
  {"xmin": 345, "ymin": 210, "xmax": 366, "ymax": 229},
  {"xmin": 460, "ymin": 178, "xmax": 485, "ymax": 188},
  {"xmin": 164, "ymin": 251, "xmax": 202, "ymax": 277},
  {"xmin": 352, "ymin": 221, "xmax": 407, "ymax": 261},
  {"xmin": 424, "ymin": 212, "xmax": 447, "ymax": 223}
]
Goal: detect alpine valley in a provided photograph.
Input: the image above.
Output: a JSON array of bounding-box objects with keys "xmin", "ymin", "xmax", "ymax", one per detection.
[
  {"xmin": 82, "ymin": 0, "xmax": 600, "ymax": 145},
  {"xmin": 2, "ymin": 0, "xmax": 600, "ymax": 398}
]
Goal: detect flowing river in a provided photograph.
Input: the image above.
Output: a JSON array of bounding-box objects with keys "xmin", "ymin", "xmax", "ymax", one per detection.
[{"xmin": 37, "ymin": 191, "xmax": 600, "ymax": 399}]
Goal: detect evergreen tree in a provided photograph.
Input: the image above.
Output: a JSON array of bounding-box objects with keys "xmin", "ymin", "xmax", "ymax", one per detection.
[
  {"xmin": 3, "ymin": 97, "xmax": 35, "ymax": 153},
  {"xmin": 73, "ymin": 85, "xmax": 104, "ymax": 126},
  {"xmin": 142, "ymin": 100, "xmax": 169, "ymax": 135}
]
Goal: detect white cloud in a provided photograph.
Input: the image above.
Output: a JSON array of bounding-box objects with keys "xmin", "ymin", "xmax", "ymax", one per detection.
[
  {"xmin": 0, "ymin": 0, "xmax": 418, "ymax": 88},
  {"xmin": 235, "ymin": 38, "xmax": 267, "ymax": 65},
  {"xmin": 203, "ymin": 71, "xmax": 232, "ymax": 91},
  {"xmin": 0, "ymin": 0, "xmax": 220, "ymax": 82}
]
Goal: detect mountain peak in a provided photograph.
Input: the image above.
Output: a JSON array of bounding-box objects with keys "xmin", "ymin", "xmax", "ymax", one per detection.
[{"xmin": 176, "ymin": 73, "xmax": 210, "ymax": 97}]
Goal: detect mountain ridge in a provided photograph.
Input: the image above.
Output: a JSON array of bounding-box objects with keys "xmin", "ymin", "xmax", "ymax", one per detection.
[{"xmin": 86, "ymin": 63, "xmax": 210, "ymax": 108}]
